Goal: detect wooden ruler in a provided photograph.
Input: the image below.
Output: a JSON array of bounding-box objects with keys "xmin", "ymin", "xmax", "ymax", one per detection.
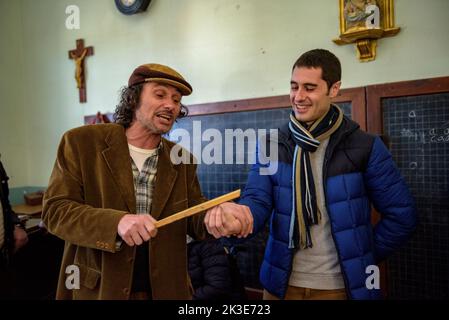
[{"xmin": 154, "ymin": 189, "xmax": 241, "ymax": 228}]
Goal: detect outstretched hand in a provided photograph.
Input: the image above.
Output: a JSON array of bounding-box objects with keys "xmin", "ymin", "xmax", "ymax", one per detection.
[{"xmin": 204, "ymin": 202, "xmax": 253, "ymax": 239}]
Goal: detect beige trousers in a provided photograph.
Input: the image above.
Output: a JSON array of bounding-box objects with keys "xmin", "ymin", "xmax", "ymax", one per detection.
[{"xmin": 263, "ymin": 286, "xmax": 347, "ymax": 300}]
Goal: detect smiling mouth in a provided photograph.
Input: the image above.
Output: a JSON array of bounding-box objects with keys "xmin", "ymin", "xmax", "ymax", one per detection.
[
  {"xmin": 294, "ymin": 105, "xmax": 311, "ymax": 111},
  {"xmin": 156, "ymin": 114, "xmax": 172, "ymax": 122}
]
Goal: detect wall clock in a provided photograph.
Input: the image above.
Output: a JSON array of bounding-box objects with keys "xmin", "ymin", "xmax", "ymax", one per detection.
[{"xmin": 115, "ymin": 0, "xmax": 152, "ymax": 15}]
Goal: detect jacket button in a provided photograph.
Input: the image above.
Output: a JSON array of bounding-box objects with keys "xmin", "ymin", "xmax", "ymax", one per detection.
[{"xmin": 123, "ymin": 288, "xmax": 130, "ymax": 295}]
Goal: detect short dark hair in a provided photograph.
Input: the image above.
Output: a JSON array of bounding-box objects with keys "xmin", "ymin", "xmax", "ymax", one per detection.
[
  {"xmin": 292, "ymin": 49, "xmax": 341, "ymax": 90},
  {"xmin": 113, "ymin": 84, "xmax": 189, "ymax": 128}
]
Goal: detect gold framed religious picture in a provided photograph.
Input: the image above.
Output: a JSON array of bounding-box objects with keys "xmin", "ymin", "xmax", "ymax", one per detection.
[{"xmin": 333, "ymin": 0, "xmax": 400, "ymax": 62}]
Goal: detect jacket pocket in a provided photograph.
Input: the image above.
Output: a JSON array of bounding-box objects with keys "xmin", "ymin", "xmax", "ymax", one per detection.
[{"xmin": 76, "ymin": 263, "xmax": 101, "ymax": 290}]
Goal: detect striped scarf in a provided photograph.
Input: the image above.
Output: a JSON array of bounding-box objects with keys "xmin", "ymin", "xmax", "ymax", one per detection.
[{"xmin": 288, "ymin": 104, "xmax": 343, "ymax": 249}]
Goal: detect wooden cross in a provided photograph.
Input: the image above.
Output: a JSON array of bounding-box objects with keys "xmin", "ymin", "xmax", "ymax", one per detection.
[{"xmin": 68, "ymin": 39, "xmax": 94, "ymax": 103}]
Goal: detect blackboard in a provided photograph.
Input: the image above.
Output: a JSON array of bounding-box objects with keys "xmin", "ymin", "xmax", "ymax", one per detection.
[{"xmin": 383, "ymin": 92, "xmax": 449, "ymax": 299}]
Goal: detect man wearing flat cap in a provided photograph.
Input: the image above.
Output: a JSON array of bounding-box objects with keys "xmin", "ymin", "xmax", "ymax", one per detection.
[{"xmin": 42, "ymin": 63, "xmax": 253, "ymax": 300}]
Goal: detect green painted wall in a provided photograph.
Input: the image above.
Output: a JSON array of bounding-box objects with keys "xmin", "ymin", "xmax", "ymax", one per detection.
[
  {"xmin": 1, "ymin": 0, "xmax": 449, "ymax": 188},
  {"xmin": 0, "ymin": 1, "xmax": 28, "ymax": 186}
]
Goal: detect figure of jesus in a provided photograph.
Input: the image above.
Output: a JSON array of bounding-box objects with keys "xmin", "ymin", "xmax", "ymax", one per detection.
[
  {"xmin": 344, "ymin": 0, "xmax": 377, "ymax": 30},
  {"xmin": 70, "ymin": 48, "xmax": 88, "ymax": 89}
]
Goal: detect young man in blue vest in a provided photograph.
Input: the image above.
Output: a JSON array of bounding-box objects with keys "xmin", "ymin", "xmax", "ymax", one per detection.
[{"xmin": 205, "ymin": 49, "xmax": 417, "ymax": 300}]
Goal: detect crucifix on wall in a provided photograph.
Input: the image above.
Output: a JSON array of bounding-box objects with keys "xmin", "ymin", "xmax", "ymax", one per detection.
[{"xmin": 68, "ymin": 39, "xmax": 94, "ymax": 103}]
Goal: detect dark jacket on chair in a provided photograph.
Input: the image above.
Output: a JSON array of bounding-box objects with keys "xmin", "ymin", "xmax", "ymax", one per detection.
[{"xmin": 188, "ymin": 239, "xmax": 246, "ymax": 300}]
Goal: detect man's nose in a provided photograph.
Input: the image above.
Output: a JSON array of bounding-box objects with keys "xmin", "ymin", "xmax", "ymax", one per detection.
[
  {"xmin": 162, "ymin": 99, "xmax": 178, "ymax": 112},
  {"xmin": 294, "ymin": 88, "xmax": 306, "ymax": 101}
]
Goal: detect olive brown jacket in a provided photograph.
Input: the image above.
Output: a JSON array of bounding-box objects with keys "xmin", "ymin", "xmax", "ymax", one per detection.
[{"xmin": 43, "ymin": 124, "xmax": 207, "ymax": 300}]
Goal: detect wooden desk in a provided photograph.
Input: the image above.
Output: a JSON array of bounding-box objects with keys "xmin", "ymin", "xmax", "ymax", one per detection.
[{"xmin": 12, "ymin": 203, "xmax": 42, "ymax": 216}]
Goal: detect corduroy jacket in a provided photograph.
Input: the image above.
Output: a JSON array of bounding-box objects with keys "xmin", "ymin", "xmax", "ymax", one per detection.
[{"xmin": 43, "ymin": 123, "xmax": 207, "ymax": 300}]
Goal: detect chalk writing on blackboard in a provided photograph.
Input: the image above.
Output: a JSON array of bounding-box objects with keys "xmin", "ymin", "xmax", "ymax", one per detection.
[
  {"xmin": 409, "ymin": 162, "xmax": 418, "ymax": 170},
  {"xmin": 429, "ymin": 121, "xmax": 449, "ymax": 143},
  {"xmin": 400, "ymin": 121, "xmax": 449, "ymax": 144},
  {"xmin": 400, "ymin": 128, "xmax": 425, "ymax": 143}
]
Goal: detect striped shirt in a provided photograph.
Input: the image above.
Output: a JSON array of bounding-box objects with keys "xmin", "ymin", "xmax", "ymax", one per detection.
[
  {"xmin": 128, "ymin": 142, "xmax": 162, "ymax": 294},
  {"xmin": 129, "ymin": 144, "xmax": 160, "ymax": 214}
]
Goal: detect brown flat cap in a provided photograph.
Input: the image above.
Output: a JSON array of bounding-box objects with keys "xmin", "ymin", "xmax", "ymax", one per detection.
[{"xmin": 128, "ymin": 63, "xmax": 192, "ymax": 96}]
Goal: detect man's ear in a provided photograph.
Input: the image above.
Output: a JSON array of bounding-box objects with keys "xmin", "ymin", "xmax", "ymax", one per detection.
[{"xmin": 329, "ymin": 81, "xmax": 341, "ymax": 98}]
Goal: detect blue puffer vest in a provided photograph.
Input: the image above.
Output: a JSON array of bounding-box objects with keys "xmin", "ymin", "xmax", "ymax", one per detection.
[{"xmin": 239, "ymin": 116, "xmax": 416, "ymax": 299}]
